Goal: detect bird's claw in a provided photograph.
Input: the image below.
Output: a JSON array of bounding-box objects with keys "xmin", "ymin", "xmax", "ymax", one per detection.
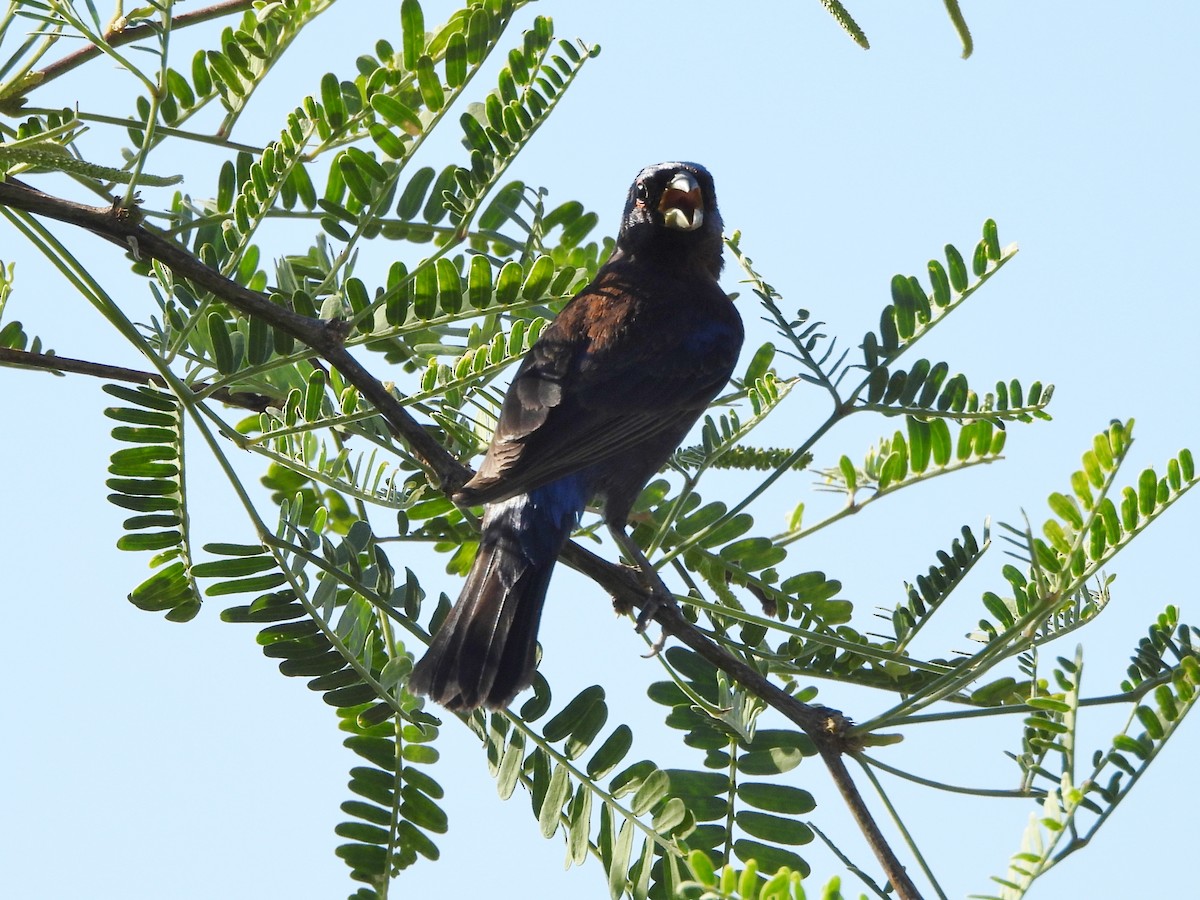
[
  {"xmin": 636, "ymin": 590, "xmax": 671, "ymax": 658},
  {"xmin": 640, "ymin": 624, "xmax": 669, "ymax": 659},
  {"xmin": 634, "ymin": 587, "xmax": 672, "ymax": 633},
  {"xmin": 634, "ymin": 582, "xmax": 677, "ymax": 661},
  {"xmin": 635, "ymin": 598, "xmax": 657, "ymax": 633}
]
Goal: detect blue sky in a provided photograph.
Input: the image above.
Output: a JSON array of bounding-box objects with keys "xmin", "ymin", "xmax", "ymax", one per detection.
[{"xmin": 2, "ymin": 2, "xmax": 1198, "ymax": 898}]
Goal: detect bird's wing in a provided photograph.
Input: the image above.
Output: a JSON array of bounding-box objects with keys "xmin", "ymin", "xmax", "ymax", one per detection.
[{"xmin": 457, "ymin": 291, "xmax": 737, "ymax": 503}]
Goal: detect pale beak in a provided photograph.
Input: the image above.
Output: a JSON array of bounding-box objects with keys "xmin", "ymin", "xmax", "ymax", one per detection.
[{"xmin": 659, "ymin": 171, "xmax": 704, "ymax": 231}]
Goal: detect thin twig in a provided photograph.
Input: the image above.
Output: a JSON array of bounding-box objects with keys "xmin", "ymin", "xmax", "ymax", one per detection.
[
  {"xmin": 0, "ymin": 176, "xmax": 923, "ymax": 900},
  {"xmin": 0, "ymin": 345, "xmax": 276, "ymax": 411},
  {"xmin": 30, "ymin": 0, "xmax": 258, "ymax": 89}
]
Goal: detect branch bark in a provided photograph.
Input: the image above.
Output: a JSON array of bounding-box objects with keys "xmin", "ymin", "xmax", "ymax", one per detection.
[
  {"xmin": 0, "ymin": 177, "xmax": 922, "ymax": 899},
  {"xmin": 0, "ymin": 178, "xmax": 473, "ymax": 489},
  {"xmin": 0, "ymin": 345, "xmax": 276, "ymax": 411}
]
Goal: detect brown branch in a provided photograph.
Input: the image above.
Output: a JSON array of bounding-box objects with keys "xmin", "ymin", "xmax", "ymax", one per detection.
[
  {"xmin": 30, "ymin": 1, "xmax": 258, "ymax": 90},
  {"xmin": 0, "ymin": 177, "xmax": 472, "ymax": 490},
  {"xmin": 0, "ymin": 176, "xmax": 922, "ymax": 899},
  {"xmin": 561, "ymin": 542, "xmax": 923, "ymax": 899},
  {"xmin": 0, "ymin": 345, "xmax": 276, "ymax": 411}
]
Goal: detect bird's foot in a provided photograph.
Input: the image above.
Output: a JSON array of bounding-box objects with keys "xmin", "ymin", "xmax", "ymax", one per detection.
[
  {"xmin": 640, "ymin": 623, "xmax": 670, "ymax": 659},
  {"xmin": 630, "ymin": 558, "xmax": 681, "ymax": 628},
  {"xmin": 636, "ymin": 589, "xmax": 672, "ymax": 658},
  {"xmin": 606, "ymin": 523, "xmax": 677, "ymax": 651},
  {"xmin": 634, "ymin": 591, "xmax": 666, "ymax": 633}
]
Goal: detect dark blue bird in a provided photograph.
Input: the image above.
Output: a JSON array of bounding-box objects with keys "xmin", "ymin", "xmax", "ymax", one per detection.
[{"xmin": 408, "ymin": 162, "xmax": 744, "ymax": 710}]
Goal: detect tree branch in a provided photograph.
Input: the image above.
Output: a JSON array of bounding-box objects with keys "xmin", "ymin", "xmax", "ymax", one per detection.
[
  {"xmin": 0, "ymin": 176, "xmax": 922, "ymax": 899},
  {"xmin": 0, "ymin": 177, "xmax": 473, "ymax": 489},
  {"xmin": 0, "ymin": 345, "xmax": 276, "ymax": 411},
  {"xmin": 560, "ymin": 541, "xmax": 921, "ymax": 897}
]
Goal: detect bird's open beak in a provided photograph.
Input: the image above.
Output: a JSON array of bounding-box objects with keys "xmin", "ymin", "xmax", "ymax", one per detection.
[{"xmin": 659, "ymin": 172, "xmax": 704, "ymax": 232}]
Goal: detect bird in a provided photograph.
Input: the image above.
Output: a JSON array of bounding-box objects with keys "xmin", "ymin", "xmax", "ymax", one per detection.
[{"xmin": 407, "ymin": 162, "xmax": 744, "ymax": 711}]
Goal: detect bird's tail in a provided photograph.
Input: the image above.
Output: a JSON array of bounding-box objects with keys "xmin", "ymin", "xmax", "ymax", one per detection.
[{"xmin": 408, "ymin": 480, "xmax": 584, "ymax": 711}]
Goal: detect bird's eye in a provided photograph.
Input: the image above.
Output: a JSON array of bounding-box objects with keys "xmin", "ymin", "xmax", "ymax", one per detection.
[{"xmin": 634, "ymin": 182, "xmax": 648, "ymax": 204}]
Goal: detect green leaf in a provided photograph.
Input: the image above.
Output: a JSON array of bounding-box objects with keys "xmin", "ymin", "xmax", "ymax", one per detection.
[
  {"xmin": 1112, "ymin": 734, "xmax": 1149, "ymax": 760},
  {"xmin": 928, "ymin": 258, "xmax": 951, "ymax": 307},
  {"xmin": 587, "ymin": 725, "xmax": 633, "ymax": 779},
  {"xmin": 423, "ymin": 165, "xmax": 459, "ymax": 224},
  {"xmin": 401, "ymin": 0, "xmax": 425, "ymax": 70},
  {"xmin": 907, "ymin": 417, "xmax": 931, "ymax": 473},
  {"xmin": 1138, "ymin": 467, "xmax": 1158, "ymax": 516},
  {"xmin": 972, "ymin": 239, "xmax": 988, "ymax": 276},
  {"xmin": 566, "ymin": 784, "xmax": 593, "ymax": 866},
  {"xmin": 1134, "ymin": 704, "xmax": 1164, "ymax": 740},
  {"xmin": 320, "ymin": 72, "xmax": 345, "ymax": 129},
  {"xmin": 335, "ymin": 842, "xmax": 386, "ymax": 871},
  {"xmin": 610, "ymin": 760, "xmax": 657, "ymax": 798},
  {"xmin": 116, "ymin": 531, "xmax": 182, "ymax": 551},
  {"xmin": 104, "ymin": 406, "xmax": 176, "ymax": 427},
  {"xmin": 207, "ymin": 50, "xmax": 245, "ymax": 96},
  {"xmin": 349, "ymin": 766, "xmax": 394, "ymax": 805},
  {"xmin": 737, "ymin": 747, "xmax": 803, "ymax": 776},
  {"xmin": 543, "ymin": 685, "xmax": 605, "ymax": 742},
  {"xmin": 338, "ymin": 153, "xmax": 374, "ymax": 205},
  {"xmin": 369, "ymin": 122, "xmax": 407, "ymax": 159},
  {"xmin": 304, "ymin": 368, "xmax": 326, "ymax": 421},
  {"xmin": 401, "ymin": 744, "xmax": 439, "ymax": 765},
  {"xmin": 207, "ymin": 313, "xmax": 235, "ymax": 373},
  {"xmin": 390, "ymin": 170, "xmax": 433, "ymax": 224},
  {"xmin": 1048, "ymin": 492, "xmax": 1083, "ymax": 529},
  {"xmin": 465, "ymin": 7, "xmax": 491, "ymax": 64},
  {"xmin": 495, "ymin": 260, "xmax": 523, "ymax": 303},
  {"xmin": 416, "ymin": 55, "xmax": 445, "ymax": 111},
  {"xmin": 435, "ymin": 258, "xmax": 462, "ymax": 314},
  {"xmin": 735, "ymin": 811, "xmax": 814, "ymax": 845},
  {"xmin": 667, "ymin": 769, "xmax": 729, "ymax": 801},
  {"xmin": 687, "ymin": 850, "xmax": 717, "ymax": 886},
  {"xmin": 341, "ymin": 800, "xmax": 390, "ymax": 827},
  {"xmin": 652, "ymin": 797, "xmax": 689, "ymax": 833},
  {"xmin": 630, "ymin": 767, "xmax": 669, "ymax": 816},
  {"xmin": 344, "ymin": 736, "xmax": 398, "ymax": 769},
  {"xmin": 445, "ymin": 32, "xmax": 468, "ymax": 87},
  {"xmin": 192, "ymin": 556, "xmax": 275, "ymax": 577},
  {"xmin": 102, "ymin": 386, "xmax": 175, "ymax": 415},
  {"xmin": 564, "ymin": 696, "xmax": 608, "ymax": 760},
  {"xmin": 468, "ymin": 255, "xmax": 492, "ymax": 309},
  {"xmin": 400, "ymin": 784, "xmax": 447, "ymax": 833},
  {"xmin": 372, "ymin": 94, "xmax": 422, "ymax": 138},
  {"xmin": 744, "ymin": 342, "xmax": 775, "ymax": 384},
  {"xmin": 521, "ymin": 256, "xmax": 555, "ymax": 301},
  {"xmin": 495, "ymin": 735, "xmax": 524, "ymax": 800},
  {"xmin": 335, "ymin": 821, "xmax": 389, "ymax": 844},
  {"xmin": 731, "ymin": 839, "xmax": 810, "ymax": 877},
  {"xmin": 538, "ymin": 762, "xmax": 571, "ymax": 838},
  {"xmin": 736, "ymin": 783, "xmax": 815, "ymax": 814},
  {"xmin": 971, "ymin": 676, "xmax": 1018, "ymax": 705},
  {"xmin": 945, "ymin": 243, "xmax": 968, "ymax": 292},
  {"xmin": 204, "ymin": 542, "xmax": 266, "ymax": 557},
  {"xmin": 607, "ymin": 818, "xmax": 635, "ymax": 900},
  {"xmin": 190, "ymin": 51, "xmax": 212, "ymax": 96},
  {"xmin": 891, "ymin": 275, "xmax": 916, "ymax": 339}
]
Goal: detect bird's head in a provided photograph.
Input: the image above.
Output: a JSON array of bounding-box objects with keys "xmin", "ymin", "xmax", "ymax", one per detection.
[{"xmin": 617, "ymin": 162, "xmax": 724, "ymax": 277}]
